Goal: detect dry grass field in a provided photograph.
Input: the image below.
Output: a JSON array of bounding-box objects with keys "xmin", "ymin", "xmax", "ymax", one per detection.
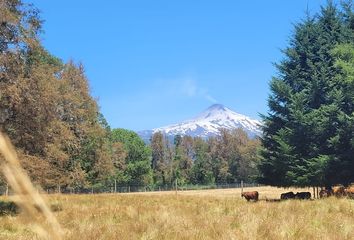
[{"xmin": 0, "ymin": 186, "xmax": 353, "ymax": 240}]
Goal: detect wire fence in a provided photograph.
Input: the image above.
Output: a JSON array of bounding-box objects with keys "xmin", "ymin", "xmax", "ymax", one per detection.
[{"xmin": 0, "ymin": 182, "xmax": 263, "ymax": 195}]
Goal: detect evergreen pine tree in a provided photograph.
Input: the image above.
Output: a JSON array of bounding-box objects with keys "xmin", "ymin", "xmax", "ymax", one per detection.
[{"xmin": 259, "ymin": 1, "xmax": 354, "ymax": 188}]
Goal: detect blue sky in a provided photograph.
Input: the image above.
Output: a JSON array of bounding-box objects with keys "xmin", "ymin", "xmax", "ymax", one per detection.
[{"xmin": 28, "ymin": 0, "xmax": 330, "ymax": 131}]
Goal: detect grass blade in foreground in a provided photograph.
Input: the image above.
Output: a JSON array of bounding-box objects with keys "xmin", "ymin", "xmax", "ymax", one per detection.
[{"xmin": 0, "ymin": 132, "xmax": 64, "ymax": 240}]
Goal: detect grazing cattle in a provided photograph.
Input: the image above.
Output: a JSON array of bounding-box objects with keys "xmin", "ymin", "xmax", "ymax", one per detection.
[
  {"xmin": 345, "ymin": 187, "xmax": 354, "ymax": 199},
  {"xmin": 241, "ymin": 191, "xmax": 259, "ymax": 202},
  {"xmin": 294, "ymin": 192, "xmax": 311, "ymax": 200},
  {"xmin": 333, "ymin": 186, "xmax": 347, "ymax": 197},
  {"xmin": 280, "ymin": 191, "xmax": 295, "ymax": 200},
  {"xmin": 319, "ymin": 189, "xmax": 333, "ymax": 198}
]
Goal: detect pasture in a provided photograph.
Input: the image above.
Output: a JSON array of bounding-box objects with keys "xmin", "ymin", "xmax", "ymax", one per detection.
[{"xmin": 0, "ymin": 186, "xmax": 353, "ymax": 240}]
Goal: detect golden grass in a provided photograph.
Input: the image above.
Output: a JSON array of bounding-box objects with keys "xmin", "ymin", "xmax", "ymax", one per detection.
[
  {"xmin": 0, "ymin": 187, "xmax": 353, "ymax": 240},
  {"xmin": 0, "ymin": 133, "xmax": 63, "ymax": 240}
]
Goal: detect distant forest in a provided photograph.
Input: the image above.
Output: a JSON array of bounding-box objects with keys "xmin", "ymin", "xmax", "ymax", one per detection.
[{"xmin": 1, "ymin": 0, "xmax": 353, "ymax": 190}]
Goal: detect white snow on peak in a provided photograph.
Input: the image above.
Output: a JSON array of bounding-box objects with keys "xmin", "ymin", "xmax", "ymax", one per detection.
[{"xmin": 151, "ymin": 104, "xmax": 262, "ymax": 138}]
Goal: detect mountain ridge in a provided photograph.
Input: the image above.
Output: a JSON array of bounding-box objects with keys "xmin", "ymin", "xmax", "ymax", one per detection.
[{"xmin": 138, "ymin": 104, "xmax": 262, "ymax": 142}]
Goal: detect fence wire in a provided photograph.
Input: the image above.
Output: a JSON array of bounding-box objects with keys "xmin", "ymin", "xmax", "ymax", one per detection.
[{"xmin": 1, "ymin": 182, "xmax": 262, "ymax": 195}]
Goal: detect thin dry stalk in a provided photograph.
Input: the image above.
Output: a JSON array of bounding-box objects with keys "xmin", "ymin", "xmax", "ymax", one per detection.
[{"xmin": 0, "ymin": 132, "xmax": 64, "ymax": 240}]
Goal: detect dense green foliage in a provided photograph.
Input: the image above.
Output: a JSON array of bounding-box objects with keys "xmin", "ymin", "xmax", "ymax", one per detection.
[
  {"xmin": 150, "ymin": 129, "xmax": 261, "ymax": 186},
  {"xmin": 111, "ymin": 129, "xmax": 152, "ymax": 186},
  {"xmin": 259, "ymin": 1, "xmax": 354, "ymax": 188}
]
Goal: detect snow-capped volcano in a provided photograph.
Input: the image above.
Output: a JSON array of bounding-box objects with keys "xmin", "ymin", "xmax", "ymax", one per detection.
[{"xmin": 138, "ymin": 104, "xmax": 262, "ymax": 141}]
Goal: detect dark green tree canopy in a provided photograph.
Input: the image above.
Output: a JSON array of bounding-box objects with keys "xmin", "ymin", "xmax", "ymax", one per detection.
[{"xmin": 259, "ymin": 1, "xmax": 354, "ymax": 188}]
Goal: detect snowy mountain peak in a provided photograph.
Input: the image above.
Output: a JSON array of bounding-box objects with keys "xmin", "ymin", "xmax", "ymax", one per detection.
[
  {"xmin": 206, "ymin": 103, "xmax": 227, "ymax": 111},
  {"xmin": 197, "ymin": 104, "xmax": 227, "ymax": 118},
  {"xmin": 138, "ymin": 104, "xmax": 262, "ymax": 142},
  {"xmin": 196, "ymin": 104, "xmax": 243, "ymax": 120}
]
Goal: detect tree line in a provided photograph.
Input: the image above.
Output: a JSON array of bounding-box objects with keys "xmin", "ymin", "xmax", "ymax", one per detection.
[
  {"xmin": 150, "ymin": 129, "xmax": 260, "ymax": 186},
  {"xmin": 89, "ymin": 128, "xmax": 260, "ymax": 188}
]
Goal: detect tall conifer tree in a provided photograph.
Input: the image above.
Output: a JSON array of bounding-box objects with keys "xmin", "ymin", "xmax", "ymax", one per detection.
[{"xmin": 259, "ymin": 1, "xmax": 354, "ymax": 187}]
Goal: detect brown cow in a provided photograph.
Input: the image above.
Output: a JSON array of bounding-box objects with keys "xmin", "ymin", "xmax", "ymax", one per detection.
[
  {"xmin": 294, "ymin": 192, "xmax": 311, "ymax": 200},
  {"xmin": 241, "ymin": 191, "xmax": 259, "ymax": 202},
  {"xmin": 345, "ymin": 186, "xmax": 354, "ymax": 199},
  {"xmin": 319, "ymin": 189, "xmax": 333, "ymax": 198},
  {"xmin": 280, "ymin": 191, "xmax": 295, "ymax": 200},
  {"xmin": 333, "ymin": 186, "xmax": 347, "ymax": 197}
]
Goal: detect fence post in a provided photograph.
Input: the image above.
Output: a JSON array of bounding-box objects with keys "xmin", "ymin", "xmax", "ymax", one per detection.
[
  {"xmin": 175, "ymin": 179, "xmax": 178, "ymax": 195},
  {"xmin": 316, "ymin": 187, "xmax": 319, "ymax": 199},
  {"xmin": 114, "ymin": 179, "xmax": 117, "ymax": 193},
  {"xmin": 241, "ymin": 180, "xmax": 244, "ymax": 194},
  {"xmin": 5, "ymin": 183, "xmax": 9, "ymax": 196},
  {"xmin": 58, "ymin": 185, "xmax": 61, "ymax": 194}
]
